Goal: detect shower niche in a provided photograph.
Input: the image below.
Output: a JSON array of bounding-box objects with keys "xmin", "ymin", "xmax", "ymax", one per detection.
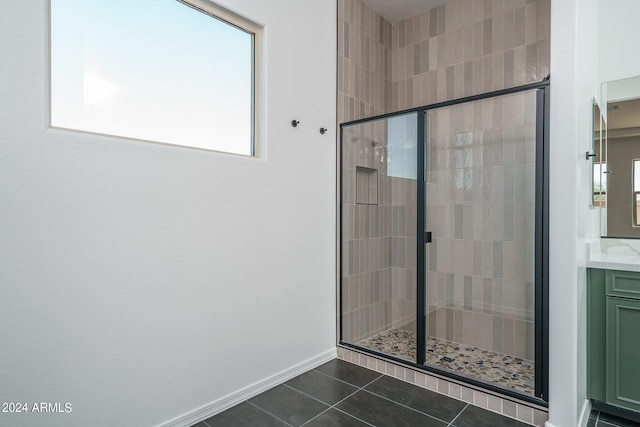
[
  {"xmin": 355, "ymin": 166, "xmax": 379, "ymax": 205},
  {"xmin": 339, "ymin": 82, "xmax": 549, "ymax": 403}
]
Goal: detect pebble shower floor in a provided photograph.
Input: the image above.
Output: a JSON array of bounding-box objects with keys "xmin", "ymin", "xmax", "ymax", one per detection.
[{"xmin": 358, "ymin": 328, "xmax": 534, "ymax": 394}]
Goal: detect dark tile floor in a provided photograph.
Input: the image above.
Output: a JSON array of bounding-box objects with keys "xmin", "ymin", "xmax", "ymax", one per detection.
[
  {"xmin": 193, "ymin": 359, "xmax": 533, "ymax": 427},
  {"xmin": 588, "ymin": 410, "xmax": 640, "ymax": 427}
]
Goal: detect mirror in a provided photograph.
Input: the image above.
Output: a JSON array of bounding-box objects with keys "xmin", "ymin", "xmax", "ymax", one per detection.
[
  {"xmin": 598, "ymin": 75, "xmax": 640, "ymax": 238},
  {"xmin": 592, "ymin": 101, "xmax": 605, "ymax": 210}
]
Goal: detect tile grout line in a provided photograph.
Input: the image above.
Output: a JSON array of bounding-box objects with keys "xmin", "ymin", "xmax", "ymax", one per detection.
[
  {"xmin": 359, "ymin": 386, "xmax": 454, "ymax": 425},
  {"xmin": 299, "ymin": 405, "xmax": 376, "ymax": 427},
  {"xmin": 205, "ymin": 360, "xmax": 541, "ymax": 427},
  {"xmin": 246, "ymin": 400, "xmax": 294, "ymax": 427},
  {"xmin": 332, "ymin": 407, "xmax": 378, "ymax": 427},
  {"xmin": 446, "ymin": 403, "xmax": 469, "ymax": 427},
  {"xmin": 203, "ymin": 371, "xmax": 350, "ymax": 427},
  {"xmin": 296, "ymin": 408, "xmax": 332, "ymax": 427},
  {"xmin": 342, "ymin": 349, "xmax": 548, "ymax": 422},
  {"xmin": 359, "ymin": 375, "xmax": 385, "ymax": 389},
  {"xmin": 282, "ymin": 383, "xmax": 334, "ymax": 407},
  {"xmin": 294, "ymin": 373, "xmax": 384, "ymax": 426},
  {"xmin": 311, "ymin": 367, "xmax": 383, "ymax": 388},
  {"xmin": 231, "ymin": 365, "xmax": 383, "ymax": 427},
  {"xmin": 304, "ymin": 366, "xmax": 465, "ymax": 426}
]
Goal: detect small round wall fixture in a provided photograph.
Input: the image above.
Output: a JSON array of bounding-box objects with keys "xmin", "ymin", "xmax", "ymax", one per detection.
[
  {"xmin": 319, "ymin": 127, "xmax": 327, "ymax": 135},
  {"xmin": 291, "ymin": 120, "xmax": 299, "ymax": 128}
]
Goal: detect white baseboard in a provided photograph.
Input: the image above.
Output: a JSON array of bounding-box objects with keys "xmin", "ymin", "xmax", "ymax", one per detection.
[
  {"xmin": 578, "ymin": 399, "xmax": 592, "ymax": 427},
  {"xmin": 545, "ymin": 400, "xmax": 591, "ymax": 427},
  {"xmin": 156, "ymin": 348, "xmax": 337, "ymax": 427}
]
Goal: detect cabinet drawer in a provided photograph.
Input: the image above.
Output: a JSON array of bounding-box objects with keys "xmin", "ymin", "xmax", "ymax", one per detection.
[{"xmin": 606, "ymin": 270, "xmax": 640, "ymax": 299}]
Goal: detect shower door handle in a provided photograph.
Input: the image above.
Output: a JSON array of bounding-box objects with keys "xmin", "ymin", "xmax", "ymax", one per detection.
[{"xmin": 425, "ymin": 231, "xmax": 432, "ymax": 243}]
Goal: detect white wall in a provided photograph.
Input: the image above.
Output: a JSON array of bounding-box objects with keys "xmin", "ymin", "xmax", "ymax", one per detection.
[
  {"xmin": 0, "ymin": 1, "xmax": 337, "ymax": 426},
  {"xmin": 599, "ymin": 0, "xmax": 640, "ymax": 85},
  {"xmin": 547, "ymin": 0, "xmax": 599, "ymax": 426},
  {"xmin": 575, "ymin": 1, "xmax": 601, "ymax": 426}
]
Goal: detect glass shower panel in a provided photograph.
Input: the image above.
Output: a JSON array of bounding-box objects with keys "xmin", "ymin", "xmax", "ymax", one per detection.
[
  {"xmin": 424, "ymin": 91, "xmax": 537, "ymax": 395},
  {"xmin": 341, "ymin": 112, "xmax": 418, "ymax": 362}
]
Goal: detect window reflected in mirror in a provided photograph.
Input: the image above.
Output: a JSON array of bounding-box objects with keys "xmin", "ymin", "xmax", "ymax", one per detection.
[
  {"xmin": 593, "ymin": 163, "xmax": 607, "ymax": 207},
  {"xmin": 593, "ymin": 102, "xmax": 606, "ymax": 208}
]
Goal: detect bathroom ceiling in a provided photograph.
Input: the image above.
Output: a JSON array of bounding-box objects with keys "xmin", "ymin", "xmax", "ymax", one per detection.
[{"xmin": 360, "ymin": 0, "xmax": 447, "ymax": 22}]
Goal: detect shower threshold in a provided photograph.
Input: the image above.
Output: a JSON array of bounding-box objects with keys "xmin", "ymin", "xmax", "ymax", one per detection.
[{"xmin": 357, "ymin": 328, "xmax": 534, "ymax": 395}]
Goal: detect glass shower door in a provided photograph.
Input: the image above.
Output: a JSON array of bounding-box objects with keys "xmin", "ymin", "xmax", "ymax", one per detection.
[
  {"xmin": 423, "ymin": 90, "xmax": 539, "ymax": 395},
  {"xmin": 340, "ymin": 112, "xmax": 418, "ymax": 362},
  {"xmin": 339, "ymin": 81, "xmax": 549, "ymax": 402}
]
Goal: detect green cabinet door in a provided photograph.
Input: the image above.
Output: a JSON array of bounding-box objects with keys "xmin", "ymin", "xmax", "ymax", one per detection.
[{"xmin": 606, "ymin": 296, "xmax": 640, "ymax": 412}]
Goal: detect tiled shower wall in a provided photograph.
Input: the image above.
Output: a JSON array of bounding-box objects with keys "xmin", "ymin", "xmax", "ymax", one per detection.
[
  {"xmin": 337, "ymin": 0, "xmax": 552, "ymax": 122},
  {"xmin": 425, "ymin": 93, "xmax": 537, "ymax": 361},
  {"xmin": 341, "ymin": 121, "xmax": 392, "ymax": 342},
  {"xmin": 389, "ymin": 176, "xmax": 417, "ymax": 331},
  {"xmin": 339, "ymin": 0, "xmax": 395, "ymax": 342},
  {"xmin": 390, "ymin": 0, "xmax": 550, "ymax": 111},
  {"xmin": 341, "ymin": 118, "xmax": 418, "ymax": 342},
  {"xmin": 339, "ymin": 0, "xmax": 550, "ymax": 357},
  {"xmin": 337, "ymin": 0, "xmax": 392, "ymax": 124}
]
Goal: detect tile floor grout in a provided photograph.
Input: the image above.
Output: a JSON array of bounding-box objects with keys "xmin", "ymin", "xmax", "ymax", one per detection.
[
  {"xmin": 447, "ymin": 403, "xmax": 470, "ymax": 427},
  {"xmin": 334, "ymin": 361, "xmax": 537, "ymax": 426},
  {"xmin": 197, "ymin": 360, "xmax": 640, "ymax": 427},
  {"xmin": 307, "ymin": 366, "xmax": 470, "ymax": 426},
  {"xmin": 311, "ymin": 366, "xmax": 381, "ymax": 388},
  {"xmin": 331, "ymin": 407, "xmax": 378, "ymax": 427},
  {"xmin": 247, "ymin": 400, "xmax": 294, "ymax": 427},
  {"xmin": 295, "ymin": 371, "xmax": 383, "ymax": 427},
  {"xmin": 359, "ymin": 387, "xmax": 458, "ymax": 426},
  {"xmin": 199, "ymin": 360, "xmax": 543, "ymax": 427},
  {"xmin": 288, "ymin": 367, "xmax": 458, "ymax": 427}
]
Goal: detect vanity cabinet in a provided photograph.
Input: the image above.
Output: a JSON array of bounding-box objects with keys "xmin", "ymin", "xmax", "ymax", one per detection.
[{"xmin": 588, "ymin": 269, "xmax": 640, "ymax": 417}]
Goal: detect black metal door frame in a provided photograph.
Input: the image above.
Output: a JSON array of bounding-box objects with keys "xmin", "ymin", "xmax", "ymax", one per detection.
[{"xmin": 339, "ymin": 78, "xmax": 550, "ymax": 406}]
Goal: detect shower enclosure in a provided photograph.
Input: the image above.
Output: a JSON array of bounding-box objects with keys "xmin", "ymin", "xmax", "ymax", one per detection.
[{"xmin": 339, "ymin": 81, "xmax": 549, "ymax": 403}]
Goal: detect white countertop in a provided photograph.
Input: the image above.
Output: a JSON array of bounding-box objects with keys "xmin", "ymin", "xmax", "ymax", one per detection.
[{"xmin": 587, "ymin": 239, "xmax": 640, "ymax": 272}]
